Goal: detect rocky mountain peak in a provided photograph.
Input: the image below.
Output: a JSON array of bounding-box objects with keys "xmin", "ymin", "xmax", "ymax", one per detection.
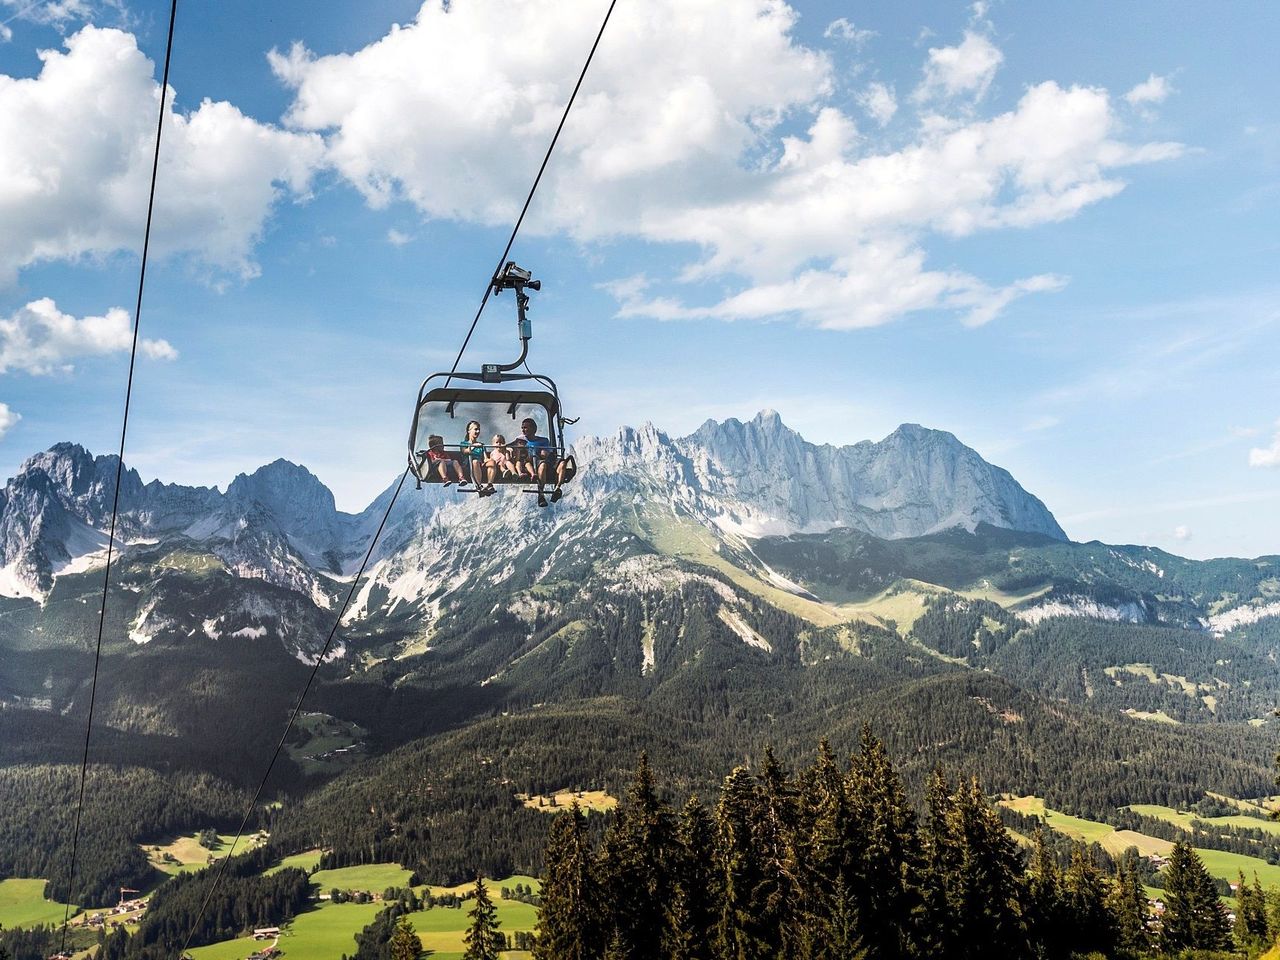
[{"xmin": 227, "ymin": 459, "xmax": 338, "ymax": 520}]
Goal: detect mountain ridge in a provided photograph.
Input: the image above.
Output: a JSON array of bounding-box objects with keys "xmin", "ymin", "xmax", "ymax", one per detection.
[{"xmin": 0, "ymin": 412, "xmax": 1066, "ymax": 603}]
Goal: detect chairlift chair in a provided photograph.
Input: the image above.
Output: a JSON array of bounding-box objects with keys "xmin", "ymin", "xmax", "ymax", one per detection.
[{"xmin": 408, "ymin": 262, "xmax": 578, "ymax": 500}]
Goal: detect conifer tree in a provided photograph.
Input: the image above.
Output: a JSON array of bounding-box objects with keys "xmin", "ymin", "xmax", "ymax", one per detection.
[
  {"xmin": 1235, "ymin": 871, "xmax": 1269, "ymax": 947},
  {"xmin": 596, "ymin": 753, "xmax": 678, "ymax": 959},
  {"xmin": 664, "ymin": 796, "xmax": 718, "ymax": 960},
  {"xmin": 1106, "ymin": 849, "xmax": 1150, "ymax": 959},
  {"xmin": 794, "ymin": 740, "xmax": 858, "ymax": 960},
  {"xmin": 754, "ymin": 748, "xmax": 802, "ymax": 958},
  {"xmin": 1025, "ymin": 828, "xmax": 1066, "ymax": 959},
  {"xmin": 463, "ymin": 876, "xmax": 503, "ymax": 960},
  {"xmin": 535, "ymin": 802, "xmax": 605, "ymax": 960},
  {"xmin": 389, "ymin": 917, "xmax": 424, "ymax": 960},
  {"xmin": 715, "ymin": 765, "xmax": 776, "ymax": 960},
  {"xmin": 1160, "ymin": 840, "xmax": 1230, "ymax": 952},
  {"xmin": 845, "ymin": 728, "xmax": 920, "ymax": 960},
  {"xmin": 921, "ymin": 773, "xmax": 1027, "ymax": 959},
  {"xmin": 1061, "ymin": 850, "xmax": 1115, "ymax": 957}
]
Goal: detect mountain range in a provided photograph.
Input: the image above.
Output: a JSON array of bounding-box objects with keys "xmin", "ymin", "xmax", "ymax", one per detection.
[{"xmin": 4, "ymin": 410, "xmax": 1280, "ymax": 904}]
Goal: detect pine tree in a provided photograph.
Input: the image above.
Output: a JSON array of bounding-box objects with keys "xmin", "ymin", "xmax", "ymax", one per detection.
[
  {"xmin": 1160, "ymin": 840, "xmax": 1230, "ymax": 952},
  {"xmin": 535, "ymin": 802, "xmax": 605, "ymax": 960},
  {"xmin": 389, "ymin": 917, "xmax": 424, "ymax": 960},
  {"xmin": 1061, "ymin": 850, "xmax": 1115, "ymax": 957},
  {"xmin": 1106, "ymin": 848, "xmax": 1150, "ymax": 959},
  {"xmin": 463, "ymin": 876, "xmax": 503, "ymax": 960},
  {"xmin": 754, "ymin": 748, "xmax": 802, "ymax": 958},
  {"xmin": 596, "ymin": 753, "xmax": 677, "ymax": 959},
  {"xmin": 846, "ymin": 728, "xmax": 920, "ymax": 960},
  {"xmin": 664, "ymin": 796, "xmax": 718, "ymax": 960},
  {"xmin": 794, "ymin": 740, "xmax": 858, "ymax": 960},
  {"xmin": 1025, "ymin": 828, "xmax": 1066, "ymax": 959},
  {"xmin": 920, "ymin": 774, "xmax": 1027, "ymax": 959},
  {"xmin": 715, "ymin": 765, "xmax": 777, "ymax": 960},
  {"xmin": 1235, "ymin": 871, "xmax": 1269, "ymax": 947}
]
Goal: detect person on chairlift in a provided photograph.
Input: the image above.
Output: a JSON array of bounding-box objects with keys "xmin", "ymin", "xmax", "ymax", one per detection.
[
  {"xmin": 422, "ymin": 435, "xmax": 466, "ymax": 486},
  {"xmin": 488, "ymin": 434, "xmax": 519, "ymax": 480},
  {"xmin": 520, "ymin": 417, "xmax": 567, "ymax": 507},
  {"xmin": 461, "ymin": 419, "xmax": 496, "ymax": 496}
]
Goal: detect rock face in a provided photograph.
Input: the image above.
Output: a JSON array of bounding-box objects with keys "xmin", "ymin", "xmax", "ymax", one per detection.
[
  {"xmin": 0, "ymin": 414, "xmax": 1065, "ymax": 603},
  {"xmin": 575, "ymin": 411, "xmax": 1066, "ymax": 541}
]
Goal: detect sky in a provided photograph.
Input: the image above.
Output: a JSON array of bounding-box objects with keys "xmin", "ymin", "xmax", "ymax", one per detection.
[{"xmin": 0, "ymin": 0, "xmax": 1277, "ymax": 559}]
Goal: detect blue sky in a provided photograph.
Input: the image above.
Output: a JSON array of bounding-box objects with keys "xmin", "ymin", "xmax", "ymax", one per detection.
[{"xmin": 0, "ymin": 0, "xmax": 1277, "ymax": 559}]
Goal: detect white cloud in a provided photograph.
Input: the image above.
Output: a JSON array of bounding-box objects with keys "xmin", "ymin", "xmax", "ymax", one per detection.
[
  {"xmin": 386, "ymin": 228, "xmax": 412, "ymax": 246},
  {"xmin": 915, "ymin": 31, "xmax": 1003, "ymax": 103},
  {"xmin": 1124, "ymin": 73, "xmax": 1170, "ymax": 106},
  {"xmin": 0, "ymin": 402, "xmax": 19, "ymax": 437},
  {"xmin": 1249, "ymin": 421, "xmax": 1280, "ymax": 467},
  {"xmin": 272, "ymin": 1, "xmax": 1179, "ymax": 331},
  {"xmin": 0, "ymin": 26, "xmax": 325, "ymax": 285},
  {"xmin": 824, "ymin": 18, "xmax": 874, "ymax": 48},
  {"xmin": 1, "ymin": 0, "xmax": 126, "ymax": 28},
  {"xmin": 0, "ymin": 297, "xmax": 176, "ymax": 374},
  {"xmin": 857, "ymin": 81, "xmax": 897, "ymax": 126},
  {"xmin": 1174, "ymin": 524, "xmax": 1191, "ymax": 541}
]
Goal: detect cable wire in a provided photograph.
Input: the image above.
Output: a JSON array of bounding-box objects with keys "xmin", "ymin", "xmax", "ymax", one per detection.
[
  {"xmin": 445, "ymin": 0, "xmax": 618, "ymax": 384},
  {"xmin": 171, "ymin": 3, "xmax": 617, "ymax": 953},
  {"xmin": 58, "ymin": 1, "xmax": 180, "ymax": 952},
  {"xmin": 174, "ymin": 467, "xmax": 410, "ymax": 958}
]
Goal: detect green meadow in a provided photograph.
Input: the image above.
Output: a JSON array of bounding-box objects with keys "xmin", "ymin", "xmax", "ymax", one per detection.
[
  {"xmin": 265, "ymin": 849, "xmax": 325, "ymax": 876},
  {"xmin": 0, "ymin": 878, "xmax": 77, "ymax": 929},
  {"xmin": 187, "ymin": 872, "xmax": 539, "ymax": 960},
  {"xmin": 1002, "ymin": 796, "xmax": 1280, "ymax": 886},
  {"xmin": 1127, "ymin": 803, "xmax": 1280, "ymax": 836},
  {"xmin": 310, "ymin": 862, "xmax": 415, "ymax": 892},
  {"xmin": 188, "ymin": 899, "xmax": 384, "ymax": 960}
]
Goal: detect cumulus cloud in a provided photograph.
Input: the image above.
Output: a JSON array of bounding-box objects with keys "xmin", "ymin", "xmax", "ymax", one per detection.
[
  {"xmin": 386, "ymin": 228, "xmax": 412, "ymax": 246},
  {"xmin": 915, "ymin": 30, "xmax": 1003, "ymax": 103},
  {"xmin": 0, "ymin": 297, "xmax": 176, "ymax": 374},
  {"xmin": 0, "ymin": 402, "xmax": 19, "ymax": 438},
  {"xmin": 0, "ymin": 26, "xmax": 325, "ymax": 284},
  {"xmin": 1125, "ymin": 73, "xmax": 1170, "ymax": 106},
  {"xmin": 1173, "ymin": 524, "xmax": 1191, "ymax": 541},
  {"xmin": 1249, "ymin": 421, "xmax": 1280, "ymax": 467},
  {"xmin": 857, "ymin": 81, "xmax": 897, "ymax": 126},
  {"xmin": 272, "ymin": 0, "xmax": 1180, "ymax": 331},
  {"xmin": 824, "ymin": 18, "xmax": 874, "ymax": 48}
]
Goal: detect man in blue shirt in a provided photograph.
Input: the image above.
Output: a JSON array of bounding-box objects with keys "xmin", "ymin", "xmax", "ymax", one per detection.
[{"xmin": 520, "ymin": 417, "xmax": 565, "ymax": 507}]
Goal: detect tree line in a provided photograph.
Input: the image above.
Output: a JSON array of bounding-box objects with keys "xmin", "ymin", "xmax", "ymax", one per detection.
[{"xmin": 532, "ymin": 734, "xmax": 1262, "ymax": 959}]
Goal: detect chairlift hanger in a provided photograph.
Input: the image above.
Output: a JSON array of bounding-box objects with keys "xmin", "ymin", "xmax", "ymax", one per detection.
[{"xmin": 408, "ymin": 262, "xmax": 578, "ymax": 504}]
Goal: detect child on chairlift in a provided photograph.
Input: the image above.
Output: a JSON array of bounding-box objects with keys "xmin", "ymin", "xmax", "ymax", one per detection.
[
  {"xmin": 423, "ymin": 435, "xmax": 465, "ymax": 486},
  {"xmin": 487, "ymin": 434, "xmax": 520, "ymax": 480}
]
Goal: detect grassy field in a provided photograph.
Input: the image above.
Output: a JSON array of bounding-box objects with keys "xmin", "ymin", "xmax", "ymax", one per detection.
[
  {"xmin": 1194, "ymin": 848, "xmax": 1280, "ymax": 888},
  {"xmin": 309, "ymin": 862, "xmax": 414, "ymax": 893},
  {"xmin": 1128, "ymin": 803, "xmax": 1280, "ymax": 836},
  {"xmin": 1002, "ymin": 796, "xmax": 1280, "ymax": 883},
  {"xmin": 188, "ymin": 900, "xmax": 384, "ymax": 960},
  {"xmin": 285, "ymin": 713, "xmax": 369, "ymax": 776},
  {"xmin": 265, "ymin": 849, "xmax": 325, "ymax": 876},
  {"xmin": 1123, "ymin": 708, "xmax": 1180, "ymax": 724},
  {"xmin": 188, "ymin": 874, "xmax": 540, "ymax": 960},
  {"xmin": 144, "ymin": 832, "xmax": 265, "ymax": 875},
  {"xmin": 518, "ymin": 789, "xmax": 617, "ymax": 814},
  {"xmin": 0, "ymin": 878, "xmax": 77, "ymax": 929},
  {"xmin": 403, "ymin": 892, "xmax": 539, "ymax": 959}
]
